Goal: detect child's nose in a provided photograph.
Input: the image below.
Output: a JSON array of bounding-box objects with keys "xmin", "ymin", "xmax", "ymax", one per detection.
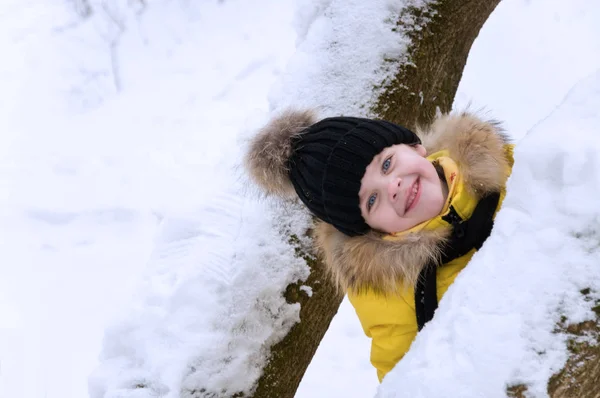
[{"xmin": 388, "ymin": 177, "xmax": 402, "ymax": 202}]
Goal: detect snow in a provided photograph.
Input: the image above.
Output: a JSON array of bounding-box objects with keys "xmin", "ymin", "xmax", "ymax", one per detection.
[
  {"xmin": 0, "ymin": 0, "xmax": 599, "ymax": 398},
  {"xmin": 453, "ymin": 0, "xmax": 600, "ymax": 139},
  {"xmin": 272, "ymin": 0, "xmax": 435, "ymax": 116},
  {"xmin": 89, "ymin": 199, "xmax": 312, "ymax": 397},
  {"xmin": 377, "ymin": 69, "xmax": 600, "ymax": 397}
]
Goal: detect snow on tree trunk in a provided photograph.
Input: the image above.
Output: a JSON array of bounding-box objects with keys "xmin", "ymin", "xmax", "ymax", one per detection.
[
  {"xmin": 548, "ymin": 315, "xmax": 600, "ymax": 398},
  {"xmin": 510, "ymin": 301, "xmax": 600, "ymax": 398},
  {"xmin": 372, "ymin": 0, "xmax": 501, "ymax": 128},
  {"xmin": 252, "ymin": 1, "xmax": 500, "ymax": 397}
]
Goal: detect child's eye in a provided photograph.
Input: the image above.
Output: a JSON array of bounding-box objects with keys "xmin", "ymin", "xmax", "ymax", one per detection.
[
  {"xmin": 382, "ymin": 156, "xmax": 392, "ymax": 173},
  {"xmin": 367, "ymin": 193, "xmax": 377, "ymax": 211}
]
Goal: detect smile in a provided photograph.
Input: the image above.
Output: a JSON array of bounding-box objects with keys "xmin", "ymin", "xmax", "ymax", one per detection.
[{"xmin": 405, "ymin": 178, "xmax": 421, "ymax": 213}]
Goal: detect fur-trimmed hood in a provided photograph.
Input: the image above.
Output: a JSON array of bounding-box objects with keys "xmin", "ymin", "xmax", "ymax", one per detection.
[{"xmin": 245, "ymin": 110, "xmax": 512, "ymax": 294}]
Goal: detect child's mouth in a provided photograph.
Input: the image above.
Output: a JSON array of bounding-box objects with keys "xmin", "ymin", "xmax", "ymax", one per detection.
[{"xmin": 405, "ymin": 178, "xmax": 421, "ymax": 213}]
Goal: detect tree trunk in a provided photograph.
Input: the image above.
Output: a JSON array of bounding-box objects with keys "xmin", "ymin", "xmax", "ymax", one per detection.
[
  {"xmin": 373, "ymin": 0, "xmax": 500, "ymax": 129},
  {"xmin": 251, "ymin": 1, "xmax": 500, "ymax": 397},
  {"xmin": 508, "ymin": 301, "xmax": 600, "ymax": 398},
  {"xmin": 252, "ymin": 233, "xmax": 345, "ymax": 398},
  {"xmin": 548, "ymin": 315, "xmax": 600, "ymax": 398}
]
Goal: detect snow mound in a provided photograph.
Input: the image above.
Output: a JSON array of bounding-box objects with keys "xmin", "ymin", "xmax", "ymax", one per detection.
[
  {"xmin": 89, "ymin": 189, "xmax": 313, "ymax": 397},
  {"xmin": 378, "ymin": 70, "xmax": 600, "ymax": 398}
]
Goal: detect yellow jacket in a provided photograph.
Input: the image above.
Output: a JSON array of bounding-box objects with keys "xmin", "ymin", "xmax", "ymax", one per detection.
[{"xmin": 315, "ymin": 113, "xmax": 515, "ymax": 382}]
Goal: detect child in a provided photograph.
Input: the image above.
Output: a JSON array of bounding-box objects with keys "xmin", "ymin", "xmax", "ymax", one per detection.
[{"xmin": 244, "ymin": 109, "xmax": 514, "ymax": 381}]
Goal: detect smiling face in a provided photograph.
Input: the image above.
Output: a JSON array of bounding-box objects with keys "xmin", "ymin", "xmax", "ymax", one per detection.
[{"xmin": 358, "ymin": 144, "xmax": 446, "ymax": 234}]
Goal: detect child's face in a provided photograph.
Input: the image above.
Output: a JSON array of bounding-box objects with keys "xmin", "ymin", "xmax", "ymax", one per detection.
[{"xmin": 358, "ymin": 144, "xmax": 446, "ymax": 234}]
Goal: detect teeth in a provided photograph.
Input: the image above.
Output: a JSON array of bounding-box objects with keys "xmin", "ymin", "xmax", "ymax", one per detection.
[{"xmin": 406, "ymin": 180, "xmax": 418, "ymax": 210}]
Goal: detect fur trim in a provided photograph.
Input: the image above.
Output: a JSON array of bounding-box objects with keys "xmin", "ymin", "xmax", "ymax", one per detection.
[
  {"xmin": 418, "ymin": 112, "xmax": 511, "ymax": 198},
  {"xmin": 315, "ymin": 112, "xmax": 511, "ymax": 293},
  {"xmin": 314, "ymin": 221, "xmax": 450, "ymax": 294},
  {"xmin": 244, "ymin": 109, "xmax": 317, "ymax": 198}
]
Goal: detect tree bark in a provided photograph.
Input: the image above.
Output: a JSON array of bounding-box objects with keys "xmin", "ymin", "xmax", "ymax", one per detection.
[
  {"xmin": 508, "ymin": 297, "xmax": 600, "ymax": 398},
  {"xmin": 252, "ymin": 233, "xmax": 345, "ymax": 398},
  {"xmin": 373, "ymin": 0, "xmax": 500, "ymax": 129},
  {"xmin": 547, "ymin": 316, "xmax": 600, "ymax": 398},
  {"xmin": 251, "ymin": 1, "xmax": 500, "ymax": 397}
]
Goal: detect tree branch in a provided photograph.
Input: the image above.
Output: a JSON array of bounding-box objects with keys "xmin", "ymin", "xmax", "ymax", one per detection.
[{"xmin": 373, "ymin": 0, "xmax": 500, "ymax": 128}]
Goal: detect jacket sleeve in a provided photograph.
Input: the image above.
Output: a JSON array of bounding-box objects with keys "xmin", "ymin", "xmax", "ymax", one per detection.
[{"xmin": 347, "ymin": 290, "xmax": 418, "ymax": 382}]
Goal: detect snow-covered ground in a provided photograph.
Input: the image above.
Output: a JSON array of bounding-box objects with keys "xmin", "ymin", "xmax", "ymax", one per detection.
[{"xmin": 0, "ymin": 0, "xmax": 599, "ymax": 397}]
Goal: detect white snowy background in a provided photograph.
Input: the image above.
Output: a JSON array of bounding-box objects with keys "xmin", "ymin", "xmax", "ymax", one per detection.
[{"xmin": 0, "ymin": 0, "xmax": 599, "ymax": 397}]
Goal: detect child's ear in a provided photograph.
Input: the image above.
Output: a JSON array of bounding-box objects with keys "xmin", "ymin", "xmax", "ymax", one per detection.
[{"xmin": 414, "ymin": 144, "xmax": 427, "ymax": 157}]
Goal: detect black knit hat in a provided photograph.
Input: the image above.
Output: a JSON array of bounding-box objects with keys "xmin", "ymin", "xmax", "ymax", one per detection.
[{"xmin": 288, "ymin": 116, "xmax": 421, "ymax": 236}]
